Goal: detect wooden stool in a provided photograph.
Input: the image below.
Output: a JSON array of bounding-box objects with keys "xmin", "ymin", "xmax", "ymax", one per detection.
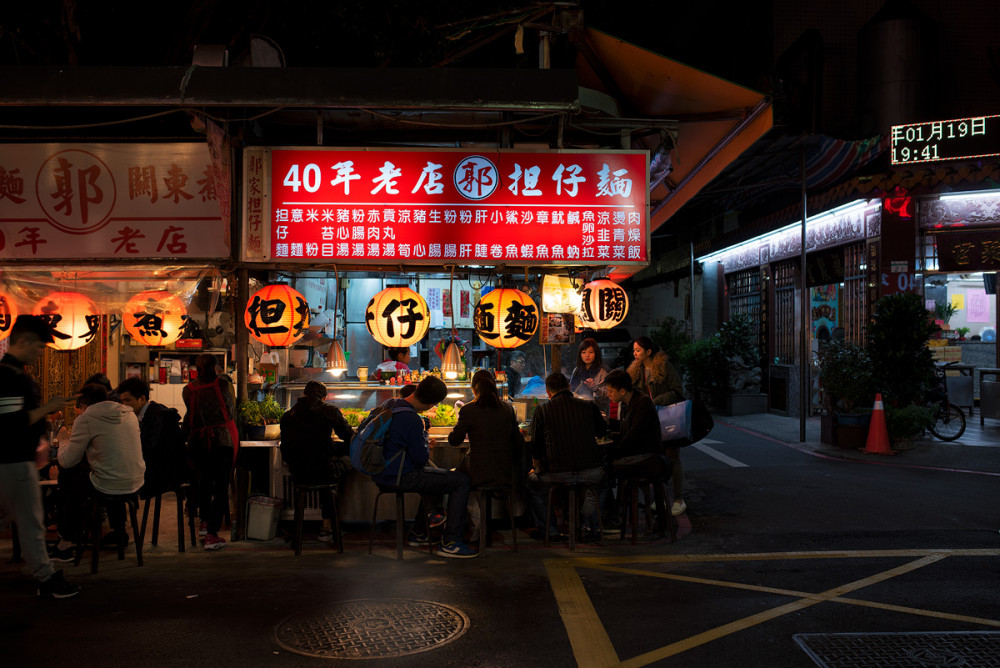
[
  {"xmin": 368, "ymin": 486, "xmax": 432, "ymax": 560},
  {"xmin": 471, "ymin": 486, "xmax": 518, "ymax": 556},
  {"xmin": 618, "ymin": 477, "xmax": 676, "ymax": 544},
  {"xmin": 138, "ymin": 483, "xmax": 196, "ymax": 552},
  {"xmin": 292, "ymin": 483, "xmax": 342, "ymax": 555},
  {"xmin": 544, "ymin": 482, "xmax": 603, "ymax": 552},
  {"xmin": 74, "ymin": 491, "xmax": 143, "ymax": 574}
]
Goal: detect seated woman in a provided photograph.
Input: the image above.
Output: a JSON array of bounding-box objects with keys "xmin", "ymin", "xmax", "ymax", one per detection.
[
  {"xmin": 448, "ymin": 369, "xmax": 525, "ymax": 492},
  {"xmin": 569, "ymin": 338, "xmax": 608, "ymax": 411},
  {"xmin": 372, "ymin": 347, "xmax": 412, "ymax": 381}
]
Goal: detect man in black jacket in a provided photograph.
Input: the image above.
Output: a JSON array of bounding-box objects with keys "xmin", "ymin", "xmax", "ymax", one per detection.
[
  {"xmin": 279, "ymin": 381, "xmax": 354, "ymax": 543},
  {"xmin": 527, "ymin": 372, "xmax": 608, "ymax": 540},
  {"xmin": 116, "ymin": 376, "xmax": 187, "ymax": 500},
  {"xmin": 0, "ymin": 316, "xmax": 79, "ymax": 598}
]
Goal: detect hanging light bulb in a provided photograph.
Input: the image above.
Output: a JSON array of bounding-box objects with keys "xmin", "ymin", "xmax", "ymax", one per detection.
[
  {"xmin": 325, "ymin": 339, "xmax": 348, "ymax": 377},
  {"xmin": 441, "ymin": 342, "xmax": 462, "ymax": 380}
]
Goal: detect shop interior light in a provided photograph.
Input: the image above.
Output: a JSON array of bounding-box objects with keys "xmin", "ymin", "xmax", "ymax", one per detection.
[
  {"xmin": 325, "ymin": 339, "xmax": 348, "ymax": 376},
  {"xmin": 334, "ymin": 393, "xmax": 359, "ymax": 400},
  {"xmin": 940, "ymin": 189, "xmax": 1000, "ymax": 202},
  {"xmin": 446, "ymin": 392, "xmax": 464, "ymax": 398},
  {"xmin": 441, "ymin": 342, "xmax": 462, "ymax": 380}
]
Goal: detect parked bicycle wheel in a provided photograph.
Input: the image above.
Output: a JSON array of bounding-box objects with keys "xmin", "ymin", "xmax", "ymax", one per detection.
[{"xmin": 929, "ymin": 402, "xmax": 966, "ymax": 441}]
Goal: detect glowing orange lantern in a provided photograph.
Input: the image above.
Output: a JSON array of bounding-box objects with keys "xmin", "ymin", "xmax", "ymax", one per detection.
[
  {"xmin": 244, "ymin": 284, "xmax": 310, "ymax": 346},
  {"xmin": 124, "ymin": 290, "xmax": 187, "ymax": 346},
  {"xmin": 32, "ymin": 291, "xmax": 100, "ymax": 351},
  {"xmin": 577, "ymin": 279, "xmax": 629, "ymax": 330},
  {"xmin": 474, "ymin": 288, "xmax": 538, "ymax": 349},
  {"xmin": 0, "ymin": 293, "xmax": 19, "ymax": 343},
  {"xmin": 365, "ymin": 286, "xmax": 429, "ymax": 348}
]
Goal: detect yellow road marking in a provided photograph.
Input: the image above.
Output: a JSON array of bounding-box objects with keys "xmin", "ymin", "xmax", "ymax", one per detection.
[
  {"xmin": 545, "ymin": 559, "xmax": 620, "ymax": 668},
  {"xmin": 569, "ymin": 548, "xmax": 1000, "ymax": 566}
]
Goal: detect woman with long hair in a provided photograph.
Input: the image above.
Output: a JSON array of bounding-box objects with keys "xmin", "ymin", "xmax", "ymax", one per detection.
[
  {"xmin": 569, "ymin": 338, "xmax": 608, "ymax": 403},
  {"xmin": 627, "ymin": 336, "xmax": 688, "ymax": 516},
  {"xmin": 182, "ymin": 353, "xmax": 238, "ymax": 550}
]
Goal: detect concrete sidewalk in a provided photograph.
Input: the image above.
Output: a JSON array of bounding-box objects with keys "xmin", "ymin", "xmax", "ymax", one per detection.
[{"xmin": 717, "ymin": 411, "xmax": 1000, "ymax": 474}]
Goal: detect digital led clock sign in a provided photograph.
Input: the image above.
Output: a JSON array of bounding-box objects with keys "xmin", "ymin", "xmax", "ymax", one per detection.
[{"xmin": 891, "ymin": 115, "xmax": 1000, "ymax": 165}]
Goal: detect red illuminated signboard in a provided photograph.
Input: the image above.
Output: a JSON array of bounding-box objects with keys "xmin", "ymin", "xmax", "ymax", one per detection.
[
  {"xmin": 891, "ymin": 115, "xmax": 1000, "ymax": 165},
  {"xmin": 245, "ymin": 147, "xmax": 648, "ymax": 266}
]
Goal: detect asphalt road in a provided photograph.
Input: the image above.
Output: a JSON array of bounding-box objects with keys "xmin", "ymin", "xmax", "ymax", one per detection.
[{"xmin": 3, "ymin": 415, "xmax": 999, "ymax": 667}]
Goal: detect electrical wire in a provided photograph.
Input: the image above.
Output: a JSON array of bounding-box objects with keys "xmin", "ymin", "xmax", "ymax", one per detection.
[{"xmin": 362, "ymin": 108, "xmax": 564, "ymax": 129}]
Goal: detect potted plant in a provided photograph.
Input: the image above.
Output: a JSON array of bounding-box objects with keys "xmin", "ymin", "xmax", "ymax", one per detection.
[
  {"xmin": 935, "ymin": 301, "xmax": 957, "ymax": 327},
  {"xmin": 817, "ymin": 339, "xmax": 875, "ymax": 447},
  {"xmin": 867, "ymin": 292, "xmax": 940, "ymax": 409},
  {"xmin": 884, "ymin": 404, "xmax": 935, "ymax": 449},
  {"xmin": 955, "ymin": 326, "xmax": 970, "ymax": 341},
  {"xmin": 679, "ymin": 313, "xmax": 764, "ymax": 414},
  {"xmin": 238, "ymin": 395, "xmax": 285, "ymax": 441}
]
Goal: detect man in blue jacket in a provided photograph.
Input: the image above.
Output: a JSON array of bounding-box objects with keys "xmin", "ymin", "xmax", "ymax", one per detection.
[
  {"xmin": 373, "ymin": 375, "xmax": 476, "ymax": 558},
  {"xmin": 0, "ymin": 316, "xmax": 80, "ymax": 598}
]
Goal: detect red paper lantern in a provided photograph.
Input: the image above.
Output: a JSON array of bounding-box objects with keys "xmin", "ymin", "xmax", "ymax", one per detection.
[
  {"xmin": 577, "ymin": 279, "xmax": 629, "ymax": 330},
  {"xmin": 0, "ymin": 292, "xmax": 18, "ymax": 343},
  {"xmin": 474, "ymin": 288, "xmax": 538, "ymax": 349},
  {"xmin": 365, "ymin": 286, "xmax": 429, "ymax": 348},
  {"xmin": 124, "ymin": 290, "xmax": 187, "ymax": 346},
  {"xmin": 244, "ymin": 284, "xmax": 310, "ymax": 347},
  {"xmin": 32, "ymin": 291, "xmax": 100, "ymax": 351}
]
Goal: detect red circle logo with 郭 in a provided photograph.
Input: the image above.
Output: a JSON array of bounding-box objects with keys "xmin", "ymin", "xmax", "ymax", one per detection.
[{"xmin": 35, "ymin": 149, "xmax": 117, "ymax": 235}]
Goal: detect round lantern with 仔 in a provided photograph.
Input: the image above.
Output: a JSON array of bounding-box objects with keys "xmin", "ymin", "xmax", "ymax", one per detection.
[
  {"xmin": 0, "ymin": 292, "xmax": 19, "ymax": 343},
  {"xmin": 577, "ymin": 279, "xmax": 629, "ymax": 330},
  {"xmin": 474, "ymin": 288, "xmax": 539, "ymax": 349},
  {"xmin": 365, "ymin": 287, "xmax": 429, "ymax": 348},
  {"xmin": 244, "ymin": 284, "xmax": 310, "ymax": 347},
  {"xmin": 124, "ymin": 290, "xmax": 187, "ymax": 346},
  {"xmin": 32, "ymin": 291, "xmax": 101, "ymax": 351}
]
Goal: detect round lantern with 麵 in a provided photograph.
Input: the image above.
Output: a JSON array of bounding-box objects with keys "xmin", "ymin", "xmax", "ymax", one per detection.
[
  {"xmin": 0, "ymin": 292, "xmax": 19, "ymax": 343},
  {"xmin": 365, "ymin": 287, "xmax": 429, "ymax": 348},
  {"xmin": 577, "ymin": 279, "xmax": 629, "ymax": 330},
  {"xmin": 123, "ymin": 290, "xmax": 188, "ymax": 346},
  {"xmin": 244, "ymin": 284, "xmax": 310, "ymax": 347},
  {"xmin": 32, "ymin": 291, "xmax": 100, "ymax": 351},
  {"xmin": 474, "ymin": 288, "xmax": 538, "ymax": 349}
]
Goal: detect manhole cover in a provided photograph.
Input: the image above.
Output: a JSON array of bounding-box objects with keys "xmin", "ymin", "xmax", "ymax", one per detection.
[
  {"xmin": 275, "ymin": 598, "xmax": 470, "ymax": 659},
  {"xmin": 795, "ymin": 631, "xmax": 1000, "ymax": 667}
]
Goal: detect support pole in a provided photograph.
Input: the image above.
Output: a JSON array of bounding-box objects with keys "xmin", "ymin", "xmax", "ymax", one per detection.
[
  {"xmin": 799, "ymin": 149, "xmax": 808, "ymax": 442},
  {"xmin": 236, "ymin": 268, "xmax": 249, "ymax": 403}
]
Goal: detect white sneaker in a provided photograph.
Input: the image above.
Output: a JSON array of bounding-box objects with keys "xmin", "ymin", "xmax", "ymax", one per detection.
[{"xmin": 671, "ymin": 500, "xmax": 687, "ymax": 516}]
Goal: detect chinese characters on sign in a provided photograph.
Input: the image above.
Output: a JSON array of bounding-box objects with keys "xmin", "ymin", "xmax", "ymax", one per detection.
[
  {"xmin": 364, "ymin": 287, "xmax": 430, "ymax": 348},
  {"xmin": 247, "ymin": 148, "xmax": 649, "ymax": 265},
  {"xmin": 935, "ymin": 231, "xmax": 1000, "ymax": 271},
  {"xmin": 244, "ymin": 285, "xmax": 311, "ymax": 347},
  {"xmin": 474, "ymin": 288, "xmax": 538, "ymax": 349},
  {"xmin": 0, "ymin": 144, "xmax": 228, "ymax": 259},
  {"xmin": 890, "ymin": 115, "xmax": 1000, "ymax": 165}
]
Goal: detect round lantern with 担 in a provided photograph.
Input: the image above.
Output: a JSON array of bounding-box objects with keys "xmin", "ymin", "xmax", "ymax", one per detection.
[
  {"xmin": 577, "ymin": 279, "xmax": 629, "ymax": 330},
  {"xmin": 32, "ymin": 291, "xmax": 101, "ymax": 351},
  {"xmin": 0, "ymin": 292, "xmax": 19, "ymax": 343},
  {"xmin": 123, "ymin": 290, "xmax": 188, "ymax": 346},
  {"xmin": 244, "ymin": 284, "xmax": 310, "ymax": 347},
  {"xmin": 365, "ymin": 286, "xmax": 429, "ymax": 348},
  {"xmin": 474, "ymin": 288, "xmax": 538, "ymax": 349}
]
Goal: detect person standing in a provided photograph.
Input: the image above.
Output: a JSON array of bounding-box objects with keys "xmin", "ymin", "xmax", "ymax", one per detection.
[
  {"xmin": 526, "ymin": 372, "xmax": 608, "ymax": 542},
  {"xmin": 182, "ymin": 354, "xmax": 238, "ymax": 551},
  {"xmin": 0, "ymin": 316, "xmax": 80, "ymax": 598},
  {"xmin": 628, "ymin": 336, "xmax": 687, "ymax": 516},
  {"xmin": 279, "ymin": 381, "xmax": 354, "ymax": 543},
  {"xmin": 569, "ymin": 338, "xmax": 609, "ymax": 410},
  {"xmin": 372, "ymin": 347, "xmax": 412, "ymax": 381}
]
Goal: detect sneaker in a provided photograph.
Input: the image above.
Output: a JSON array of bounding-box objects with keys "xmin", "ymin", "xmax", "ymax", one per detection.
[
  {"xmin": 317, "ymin": 530, "xmax": 335, "ymax": 544},
  {"xmin": 427, "ymin": 512, "xmax": 447, "ymax": 529},
  {"xmin": 37, "ymin": 570, "xmax": 80, "ymax": 599},
  {"xmin": 671, "ymin": 500, "xmax": 687, "ymax": 516},
  {"xmin": 407, "ymin": 531, "xmax": 430, "ymax": 547},
  {"xmin": 48, "ymin": 545, "xmax": 75, "ymax": 563},
  {"xmin": 436, "ymin": 540, "xmax": 477, "ymax": 558},
  {"xmin": 198, "ymin": 521, "xmax": 208, "ymax": 537},
  {"xmin": 579, "ymin": 526, "xmax": 600, "ymax": 544},
  {"xmin": 203, "ymin": 534, "xmax": 226, "ymax": 551},
  {"xmin": 601, "ymin": 515, "xmax": 623, "ymax": 532}
]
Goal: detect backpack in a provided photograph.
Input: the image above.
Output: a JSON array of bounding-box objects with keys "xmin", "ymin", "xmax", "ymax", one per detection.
[{"xmin": 349, "ymin": 400, "xmax": 417, "ymax": 483}]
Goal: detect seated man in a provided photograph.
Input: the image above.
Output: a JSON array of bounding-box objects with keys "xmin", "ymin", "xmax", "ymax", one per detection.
[
  {"xmin": 527, "ymin": 372, "xmax": 608, "ymax": 542},
  {"xmin": 279, "ymin": 381, "xmax": 354, "ymax": 543},
  {"xmin": 55, "ymin": 383, "xmax": 145, "ymax": 555},
  {"xmin": 603, "ymin": 369, "xmax": 671, "ymax": 475},
  {"xmin": 372, "ymin": 376, "xmax": 476, "ymax": 558},
  {"xmin": 116, "ymin": 377, "xmax": 188, "ymax": 500}
]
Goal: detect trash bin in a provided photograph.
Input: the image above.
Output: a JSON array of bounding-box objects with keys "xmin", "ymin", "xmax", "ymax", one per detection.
[{"xmin": 247, "ymin": 496, "xmax": 282, "ymax": 540}]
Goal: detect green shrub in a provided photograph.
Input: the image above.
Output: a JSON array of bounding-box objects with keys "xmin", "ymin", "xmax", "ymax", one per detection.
[
  {"xmin": 867, "ymin": 292, "xmax": 940, "ymax": 406},
  {"xmin": 884, "ymin": 404, "xmax": 935, "ymax": 439},
  {"xmin": 818, "ymin": 339, "xmax": 874, "ymax": 413}
]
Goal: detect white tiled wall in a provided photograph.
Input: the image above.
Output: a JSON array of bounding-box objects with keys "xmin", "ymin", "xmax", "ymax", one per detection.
[{"xmin": 148, "ymin": 383, "xmax": 186, "ymax": 414}]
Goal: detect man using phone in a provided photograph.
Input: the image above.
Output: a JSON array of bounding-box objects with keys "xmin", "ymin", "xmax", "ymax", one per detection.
[{"xmin": 0, "ymin": 316, "xmax": 80, "ymax": 598}]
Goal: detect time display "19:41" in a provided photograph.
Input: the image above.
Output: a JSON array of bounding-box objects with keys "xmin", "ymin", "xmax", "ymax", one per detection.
[{"xmin": 890, "ymin": 115, "xmax": 1000, "ymax": 165}]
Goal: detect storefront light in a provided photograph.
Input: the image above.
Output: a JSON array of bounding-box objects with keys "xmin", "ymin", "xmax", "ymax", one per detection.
[
  {"xmin": 940, "ymin": 189, "xmax": 1000, "ymax": 202},
  {"xmin": 365, "ymin": 286, "xmax": 429, "ymax": 348},
  {"xmin": 244, "ymin": 284, "xmax": 310, "ymax": 347},
  {"xmin": 577, "ymin": 278, "xmax": 629, "ymax": 330},
  {"xmin": 325, "ymin": 339, "xmax": 348, "ymax": 377},
  {"xmin": 474, "ymin": 288, "xmax": 538, "ymax": 349},
  {"xmin": 33, "ymin": 291, "xmax": 100, "ymax": 351},
  {"xmin": 441, "ymin": 342, "xmax": 462, "ymax": 380}
]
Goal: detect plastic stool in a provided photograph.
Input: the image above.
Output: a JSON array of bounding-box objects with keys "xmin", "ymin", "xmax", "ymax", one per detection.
[
  {"xmin": 139, "ymin": 483, "xmax": 195, "ymax": 552},
  {"xmin": 544, "ymin": 481, "xmax": 603, "ymax": 552}
]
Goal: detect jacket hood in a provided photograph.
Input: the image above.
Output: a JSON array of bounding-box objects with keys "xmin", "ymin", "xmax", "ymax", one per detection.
[
  {"xmin": 85, "ymin": 400, "xmax": 134, "ymax": 424},
  {"xmin": 627, "ymin": 351, "xmax": 671, "ymax": 384}
]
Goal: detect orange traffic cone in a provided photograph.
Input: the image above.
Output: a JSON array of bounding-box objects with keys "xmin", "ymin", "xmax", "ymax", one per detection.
[{"xmin": 861, "ymin": 393, "xmax": 895, "ymax": 455}]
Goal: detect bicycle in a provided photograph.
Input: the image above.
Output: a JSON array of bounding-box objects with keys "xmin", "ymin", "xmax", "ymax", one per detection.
[{"xmin": 927, "ymin": 361, "xmax": 967, "ymax": 441}]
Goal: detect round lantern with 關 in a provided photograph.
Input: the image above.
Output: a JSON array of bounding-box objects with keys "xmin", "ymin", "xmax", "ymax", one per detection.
[
  {"xmin": 244, "ymin": 284, "xmax": 310, "ymax": 347},
  {"xmin": 577, "ymin": 279, "xmax": 629, "ymax": 330},
  {"xmin": 474, "ymin": 288, "xmax": 538, "ymax": 349},
  {"xmin": 123, "ymin": 290, "xmax": 188, "ymax": 346},
  {"xmin": 32, "ymin": 291, "xmax": 100, "ymax": 351},
  {"xmin": 0, "ymin": 292, "xmax": 19, "ymax": 343},
  {"xmin": 365, "ymin": 287, "xmax": 429, "ymax": 348}
]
